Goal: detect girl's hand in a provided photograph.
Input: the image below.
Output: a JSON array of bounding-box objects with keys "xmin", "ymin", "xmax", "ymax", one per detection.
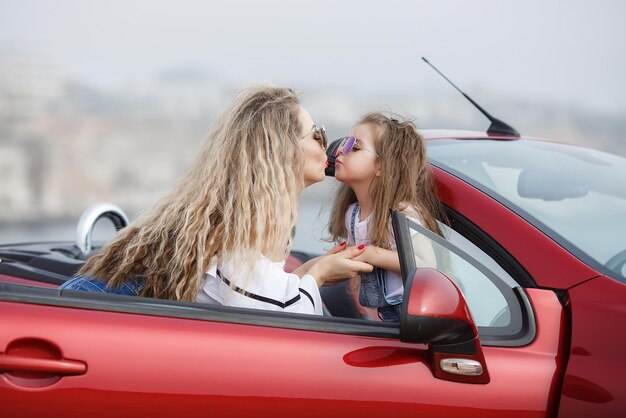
[{"xmin": 351, "ymin": 245, "xmax": 372, "ymax": 264}]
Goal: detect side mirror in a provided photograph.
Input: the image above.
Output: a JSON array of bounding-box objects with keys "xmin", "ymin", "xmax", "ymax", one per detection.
[{"xmin": 401, "ymin": 268, "xmax": 490, "ymax": 384}]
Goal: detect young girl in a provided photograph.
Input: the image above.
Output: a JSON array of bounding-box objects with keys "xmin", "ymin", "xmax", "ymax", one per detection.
[{"xmin": 329, "ymin": 112, "xmax": 446, "ymax": 322}]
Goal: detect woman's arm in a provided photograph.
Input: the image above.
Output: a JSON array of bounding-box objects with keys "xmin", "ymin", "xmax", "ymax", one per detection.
[{"xmin": 292, "ymin": 256, "xmax": 321, "ymax": 278}]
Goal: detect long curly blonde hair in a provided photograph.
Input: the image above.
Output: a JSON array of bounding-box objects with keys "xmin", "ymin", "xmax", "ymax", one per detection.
[
  {"xmin": 329, "ymin": 112, "xmax": 446, "ymax": 248},
  {"xmin": 78, "ymin": 86, "xmax": 304, "ymax": 301}
]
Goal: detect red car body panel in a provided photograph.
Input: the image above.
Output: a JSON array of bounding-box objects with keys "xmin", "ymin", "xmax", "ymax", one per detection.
[
  {"xmin": 557, "ymin": 275, "xmax": 626, "ymax": 417},
  {"xmin": 1, "ymin": 288, "xmax": 564, "ymax": 418},
  {"xmin": 431, "ymin": 166, "xmax": 599, "ymax": 289}
]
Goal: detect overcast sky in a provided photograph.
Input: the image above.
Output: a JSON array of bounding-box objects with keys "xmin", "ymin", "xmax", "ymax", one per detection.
[{"xmin": 1, "ymin": 0, "xmax": 625, "ymax": 116}]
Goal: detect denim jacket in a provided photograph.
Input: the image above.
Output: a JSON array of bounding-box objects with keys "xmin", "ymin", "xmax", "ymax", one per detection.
[{"xmin": 59, "ymin": 274, "xmax": 144, "ymax": 296}]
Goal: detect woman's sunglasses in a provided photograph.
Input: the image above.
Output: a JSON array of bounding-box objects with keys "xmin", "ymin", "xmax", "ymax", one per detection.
[
  {"xmin": 300, "ymin": 124, "xmax": 328, "ymax": 150},
  {"xmin": 333, "ymin": 136, "xmax": 379, "ymax": 157}
]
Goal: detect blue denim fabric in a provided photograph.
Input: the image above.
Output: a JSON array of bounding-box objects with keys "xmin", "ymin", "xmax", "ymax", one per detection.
[
  {"xmin": 350, "ymin": 204, "xmax": 403, "ymax": 323},
  {"xmin": 359, "ymin": 270, "xmax": 383, "ymax": 307},
  {"xmin": 59, "ymin": 274, "xmax": 144, "ymax": 296},
  {"xmin": 358, "ymin": 267, "xmax": 402, "ymax": 323},
  {"xmin": 378, "ymin": 304, "xmax": 402, "ymax": 322}
]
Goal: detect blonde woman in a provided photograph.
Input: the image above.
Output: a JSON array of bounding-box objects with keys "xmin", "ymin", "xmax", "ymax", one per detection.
[{"xmin": 61, "ymin": 86, "xmax": 372, "ymax": 315}]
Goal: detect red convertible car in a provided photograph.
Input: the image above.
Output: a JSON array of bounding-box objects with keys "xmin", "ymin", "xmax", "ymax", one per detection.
[{"xmin": 1, "ymin": 127, "xmax": 625, "ymax": 417}]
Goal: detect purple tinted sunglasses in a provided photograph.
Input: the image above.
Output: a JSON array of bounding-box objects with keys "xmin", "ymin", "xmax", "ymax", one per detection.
[{"xmin": 333, "ymin": 136, "xmax": 380, "ymax": 158}]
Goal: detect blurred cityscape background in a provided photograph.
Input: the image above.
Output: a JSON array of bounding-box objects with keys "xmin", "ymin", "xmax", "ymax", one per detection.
[{"xmin": 1, "ymin": 0, "xmax": 625, "ymax": 249}]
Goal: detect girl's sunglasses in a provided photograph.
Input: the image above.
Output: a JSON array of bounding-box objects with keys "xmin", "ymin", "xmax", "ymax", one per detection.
[
  {"xmin": 333, "ymin": 136, "xmax": 380, "ymax": 157},
  {"xmin": 301, "ymin": 125, "xmax": 328, "ymax": 150}
]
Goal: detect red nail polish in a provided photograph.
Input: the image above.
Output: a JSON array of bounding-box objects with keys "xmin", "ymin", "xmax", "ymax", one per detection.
[
  {"xmin": 358, "ymin": 244, "xmax": 365, "ymax": 250},
  {"xmin": 339, "ymin": 241, "xmax": 347, "ymax": 247}
]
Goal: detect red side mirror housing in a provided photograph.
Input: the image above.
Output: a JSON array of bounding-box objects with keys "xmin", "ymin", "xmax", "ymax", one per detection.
[{"xmin": 401, "ymin": 268, "xmax": 490, "ymax": 384}]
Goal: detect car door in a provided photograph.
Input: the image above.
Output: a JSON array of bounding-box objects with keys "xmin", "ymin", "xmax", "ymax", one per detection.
[
  {"xmin": 386, "ymin": 211, "xmax": 570, "ymax": 417},
  {"xmin": 1, "ymin": 213, "xmax": 567, "ymax": 417}
]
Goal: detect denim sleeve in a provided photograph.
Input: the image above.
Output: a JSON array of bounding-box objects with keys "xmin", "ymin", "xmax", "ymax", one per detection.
[{"xmin": 60, "ymin": 274, "xmax": 143, "ymax": 296}]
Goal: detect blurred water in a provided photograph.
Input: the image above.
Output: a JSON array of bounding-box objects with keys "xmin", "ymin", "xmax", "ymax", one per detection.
[{"xmin": 0, "ymin": 177, "xmax": 340, "ymax": 255}]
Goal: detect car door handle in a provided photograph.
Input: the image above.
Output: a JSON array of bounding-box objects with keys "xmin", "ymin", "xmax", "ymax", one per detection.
[{"xmin": 0, "ymin": 354, "xmax": 86, "ymax": 376}]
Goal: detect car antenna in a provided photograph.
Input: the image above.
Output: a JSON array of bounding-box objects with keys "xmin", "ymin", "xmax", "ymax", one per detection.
[{"xmin": 421, "ymin": 57, "xmax": 520, "ymax": 137}]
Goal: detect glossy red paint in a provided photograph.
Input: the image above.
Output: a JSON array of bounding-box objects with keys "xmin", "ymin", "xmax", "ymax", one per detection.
[
  {"xmin": 557, "ymin": 275, "xmax": 626, "ymax": 417},
  {"xmin": 431, "ymin": 165, "xmax": 598, "ymax": 289},
  {"xmin": 406, "ymin": 268, "xmax": 467, "ymax": 318},
  {"xmin": 1, "ymin": 287, "xmax": 565, "ymax": 418},
  {"xmin": 483, "ymin": 288, "xmax": 569, "ymax": 418}
]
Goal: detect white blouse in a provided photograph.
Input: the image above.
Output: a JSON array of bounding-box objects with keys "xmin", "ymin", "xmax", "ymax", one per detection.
[{"xmin": 197, "ymin": 254, "xmax": 323, "ymax": 315}]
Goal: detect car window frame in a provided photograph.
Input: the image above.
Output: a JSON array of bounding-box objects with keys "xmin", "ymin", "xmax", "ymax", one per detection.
[{"xmin": 443, "ymin": 205, "xmax": 536, "ymax": 288}]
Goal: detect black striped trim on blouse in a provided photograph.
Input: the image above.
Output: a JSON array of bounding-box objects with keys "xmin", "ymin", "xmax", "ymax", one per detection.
[
  {"xmin": 217, "ymin": 270, "xmax": 314, "ymax": 309},
  {"xmin": 299, "ymin": 288, "xmax": 315, "ymax": 307}
]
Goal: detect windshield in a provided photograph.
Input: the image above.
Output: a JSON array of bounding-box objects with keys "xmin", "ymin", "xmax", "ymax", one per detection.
[{"xmin": 427, "ymin": 139, "xmax": 626, "ymax": 284}]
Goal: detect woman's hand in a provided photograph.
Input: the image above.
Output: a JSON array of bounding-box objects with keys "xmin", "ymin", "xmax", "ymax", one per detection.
[
  {"xmin": 292, "ymin": 242, "xmax": 347, "ymax": 278},
  {"xmin": 307, "ymin": 244, "xmax": 374, "ymax": 287}
]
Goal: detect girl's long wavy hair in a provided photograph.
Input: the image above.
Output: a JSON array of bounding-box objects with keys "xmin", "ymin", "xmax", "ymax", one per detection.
[
  {"xmin": 78, "ymin": 86, "xmax": 304, "ymax": 301},
  {"xmin": 329, "ymin": 112, "xmax": 446, "ymax": 248}
]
